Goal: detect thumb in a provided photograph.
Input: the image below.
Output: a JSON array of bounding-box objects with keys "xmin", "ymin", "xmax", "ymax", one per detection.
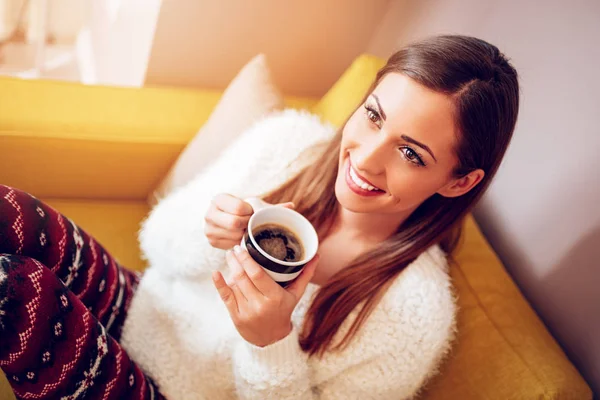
[
  {"xmin": 276, "ymin": 202, "xmax": 295, "ymax": 210},
  {"xmin": 287, "ymin": 254, "xmax": 319, "ymax": 299}
]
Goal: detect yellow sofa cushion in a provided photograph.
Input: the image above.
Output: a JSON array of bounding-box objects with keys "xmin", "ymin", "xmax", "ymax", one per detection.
[{"xmin": 421, "ymin": 216, "xmax": 591, "ymax": 399}]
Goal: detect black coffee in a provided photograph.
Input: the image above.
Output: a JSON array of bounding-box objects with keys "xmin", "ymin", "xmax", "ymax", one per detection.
[{"xmin": 253, "ymin": 223, "xmax": 304, "ymax": 262}]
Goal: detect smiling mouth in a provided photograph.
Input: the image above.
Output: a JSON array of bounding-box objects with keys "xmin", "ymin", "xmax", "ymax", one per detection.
[{"xmin": 345, "ymin": 159, "xmax": 385, "ymax": 196}]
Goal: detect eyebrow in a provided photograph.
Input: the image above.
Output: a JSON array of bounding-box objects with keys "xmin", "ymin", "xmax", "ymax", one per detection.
[
  {"xmin": 371, "ymin": 94, "xmax": 387, "ymax": 121},
  {"xmin": 401, "ymin": 135, "xmax": 437, "ymax": 163},
  {"xmin": 371, "ymin": 93, "xmax": 438, "ymax": 163}
]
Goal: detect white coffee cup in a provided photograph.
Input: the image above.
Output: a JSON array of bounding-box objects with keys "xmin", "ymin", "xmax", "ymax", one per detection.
[{"xmin": 241, "ymin": 198, "xmax": 319, "ymax": 286}]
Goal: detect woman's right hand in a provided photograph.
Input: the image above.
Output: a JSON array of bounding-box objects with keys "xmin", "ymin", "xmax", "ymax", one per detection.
[
  {"xmin": 204, "ymin": 194, "xmax": 254, "ymax": 250},
  {"xmin": 204, "ymin": 194, "xmax": 295, "ymax": 250}
]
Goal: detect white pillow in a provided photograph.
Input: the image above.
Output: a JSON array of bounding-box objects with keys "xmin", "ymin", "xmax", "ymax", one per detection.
[{"xmin": 149, "ymin": 54, "xmax": 284, "ymax": 204}]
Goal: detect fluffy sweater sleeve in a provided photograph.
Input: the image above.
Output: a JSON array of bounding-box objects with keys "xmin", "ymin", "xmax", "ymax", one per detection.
[
  {"xmin": 138, "ymin": 110, "xmax": 335, "ymax": 279},
  {"xmin": 232, "ymin": 246, "xmax": 456, "ymax": 400}
]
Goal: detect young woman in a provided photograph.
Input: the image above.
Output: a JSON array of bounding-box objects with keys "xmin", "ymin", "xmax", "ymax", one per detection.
[{"xmin": 0, "ymin": 35, "xmax": 519, "ymax": 399}]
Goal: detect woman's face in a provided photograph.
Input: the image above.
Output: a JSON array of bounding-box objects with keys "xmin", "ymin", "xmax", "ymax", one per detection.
[{"xmin": 335, "ymin": 72, "xmax": 471, "ymax": 216}]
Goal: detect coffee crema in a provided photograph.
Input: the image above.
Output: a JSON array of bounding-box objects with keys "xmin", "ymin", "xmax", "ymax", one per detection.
[{"xmin": 252, "ymin": 223, "xmax": 304, "ymax": 262}]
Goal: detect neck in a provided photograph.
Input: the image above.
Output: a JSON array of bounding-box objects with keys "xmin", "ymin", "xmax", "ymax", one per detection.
[{"xmin": 332, "ymin": 204, "xmax": 413, "ymax": 243}]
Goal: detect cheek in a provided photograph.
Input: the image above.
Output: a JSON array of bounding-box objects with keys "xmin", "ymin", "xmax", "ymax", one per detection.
[
  {"xmin": 341, "ymin": 110, "xmax": 364, "ymax": 148},
  {"xmin": 385, "ymin": 169, "xmax": 446, "ymax": 207}
]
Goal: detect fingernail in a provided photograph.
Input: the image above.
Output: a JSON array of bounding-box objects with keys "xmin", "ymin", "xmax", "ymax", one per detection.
[{"xmin": 233, "ymin": 245, "xmax": 243, "ymax": 254}]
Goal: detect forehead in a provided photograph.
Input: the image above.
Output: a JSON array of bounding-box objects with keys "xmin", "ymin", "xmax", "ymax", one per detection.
[{"xmin": 372, "ymin": 73, "xmax": 458, "ymax": 159}]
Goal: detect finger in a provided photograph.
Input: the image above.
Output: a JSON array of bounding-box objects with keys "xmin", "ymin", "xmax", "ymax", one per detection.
[
  {"xmin": 227, "ymin": 249, "xmax": 262, "ymax": 300},
  {"xmin": 276, "ymin": 202, "xmax": 295, "ymax": 210},
  {"xmin": 214, "ymin": 194, "xmax": 253, "ymax": 216},
  {"xmin": 212, "ymin": 271, "xmax": 239, "ymax": 316},
  {"xmin": 230, "ymin": 282, "xmax": 247, "ymax": 305},
  {"xmin": 206, "ymin": 209, "xmax": 250, "ymax": 231},
  {"xmin": 233, "ymin": 245, "xmax": 280, "ymax": 297},
  {"xmin": 206, "ymin": 225, "xmax": 245, "ymax": 241},
  {"xmin": 287, "ymin": 254, "xmax": 320, "ymax": 299},
  {"xmin": 209, "ymin": 239, "xmax": 242, "ymax": 251}
]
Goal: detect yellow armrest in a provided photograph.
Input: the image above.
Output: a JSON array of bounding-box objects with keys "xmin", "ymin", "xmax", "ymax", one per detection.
[
  {"xmin": 0, "ymin": 77, "xmax": 222, "ymax": 200},
  {"xmin": 0, "ymin": 77, "xmax": 317, "ymax": 200}
]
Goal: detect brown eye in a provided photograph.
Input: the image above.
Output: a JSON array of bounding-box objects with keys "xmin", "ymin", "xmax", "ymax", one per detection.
[
  {"xmin": 399, "ymin": 146, "xmax": 426, "ymax": 167},
  {"xmin": 405, "ymin": 148, "xmax": 417, "ymax": 160},
  {"xmin": 364, "ymin": 105, "xmax": 382, "ymax": 127},
  {"xmin": 367, "ymin": 109, "xmax": 379, "ymax": 122}
]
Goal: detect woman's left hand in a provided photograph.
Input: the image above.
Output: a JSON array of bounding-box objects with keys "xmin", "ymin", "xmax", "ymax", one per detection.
[{"xmin": 212, "ymin": 245, "xmax": 319, "ymax": 347}]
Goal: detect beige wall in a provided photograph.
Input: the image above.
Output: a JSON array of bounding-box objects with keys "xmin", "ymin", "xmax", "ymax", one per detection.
[
  {"xmin": 368, "ymin": 0, "xmax": 600, "ymax": 393},
  {"xmin": 144, "ymin": 0, "xmax": 389, "ymax": 96},
  {"xmin": 46, "ymin": 0, "xmax": 86, "ymax": 43},
  {"xmin": 0, "ymin": 0, "xmax": 85, "ymax": 43}
]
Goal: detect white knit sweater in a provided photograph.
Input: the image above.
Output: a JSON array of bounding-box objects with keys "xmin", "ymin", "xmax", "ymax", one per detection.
[{"xmin": 120, "ymin": 110, "xmax": 457, "ymax": 400}]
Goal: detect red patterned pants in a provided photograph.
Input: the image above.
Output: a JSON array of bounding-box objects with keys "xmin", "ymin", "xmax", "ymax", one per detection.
[{"xmin": 0, "ymin": 185, "xmax": 165, "ymax": 399}]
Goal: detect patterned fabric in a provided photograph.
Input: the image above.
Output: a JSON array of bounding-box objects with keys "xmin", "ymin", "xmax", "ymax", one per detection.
[{"xmin": 0, "ymin": 185, "xmax": 165, "ymax": 399}]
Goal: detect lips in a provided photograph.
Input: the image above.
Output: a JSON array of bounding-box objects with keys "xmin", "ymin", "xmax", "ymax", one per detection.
[{"xmin": 344, "ymin": 159, "xmax": 385, "ymax": 197}]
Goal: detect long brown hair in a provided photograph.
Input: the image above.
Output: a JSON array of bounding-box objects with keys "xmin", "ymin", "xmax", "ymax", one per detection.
[{"xmin": 263, "ymin": 35, "xmax": 520, "ymax": 357}]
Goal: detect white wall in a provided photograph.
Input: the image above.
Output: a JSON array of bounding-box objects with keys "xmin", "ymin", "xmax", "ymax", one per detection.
[
  {"xmin": 368, "ymin": 0, "xmax": 600, "ymax": 393},
  {"xmin": 77, "ymin": 0, "xmax": 161, "ymax": 86},
  {"xmin": 0, "ymin": 0, "xmax": 160, "ymax": 86}
]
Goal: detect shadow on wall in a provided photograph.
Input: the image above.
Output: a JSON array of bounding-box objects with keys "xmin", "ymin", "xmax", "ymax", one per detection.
[{"xmin": 541, "ymin": 226, "xmax": 600, "ymax": 396}]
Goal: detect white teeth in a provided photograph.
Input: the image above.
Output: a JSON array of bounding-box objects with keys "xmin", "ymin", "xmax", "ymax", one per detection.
[{"xmin": 349, "ymin": 165, "xmax": 380, "ymax": 191}]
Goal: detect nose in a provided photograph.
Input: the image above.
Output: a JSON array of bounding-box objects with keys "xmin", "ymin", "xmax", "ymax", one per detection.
[{"xmin": 353, "ymin": 134, "xmax": 387, "ymax": 176}]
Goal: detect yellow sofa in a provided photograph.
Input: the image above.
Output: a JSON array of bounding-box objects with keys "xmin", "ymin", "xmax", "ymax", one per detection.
[{"xmin": 0, "ymin": 55, "xmax": 592, "ymax": 399}]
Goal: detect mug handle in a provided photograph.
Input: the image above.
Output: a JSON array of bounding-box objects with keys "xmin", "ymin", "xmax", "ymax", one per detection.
[
  {"xmin": 244, "ymin": 197, "xmax": 270, "ymax": 213},
  {"xmin": 240, "ymin": 197, "xmax": 268, "ymax": 248}
]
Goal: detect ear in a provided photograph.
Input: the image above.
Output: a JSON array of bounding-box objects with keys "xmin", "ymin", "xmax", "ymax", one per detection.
[{"xmin": 437, "ymin": 169, "xmax": 485, "ymax": 198}]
